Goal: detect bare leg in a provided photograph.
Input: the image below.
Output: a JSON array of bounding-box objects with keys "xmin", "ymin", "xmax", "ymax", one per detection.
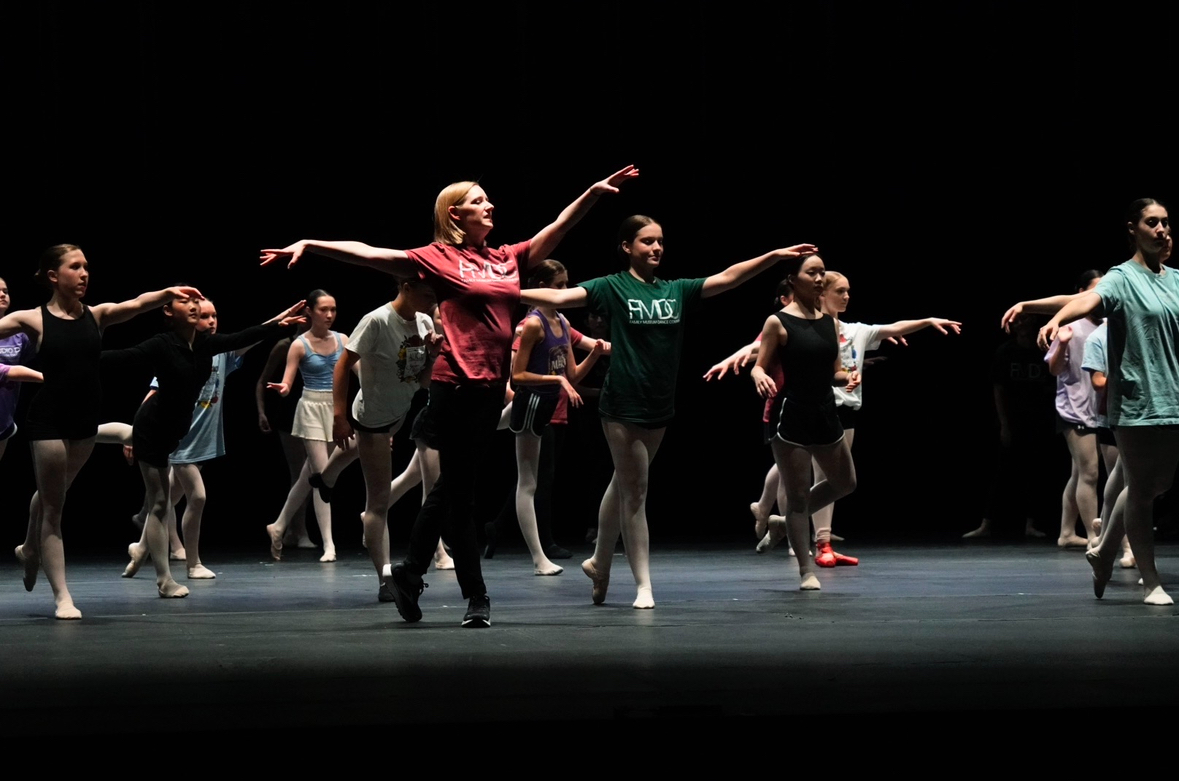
[
  {"xmin": 1059, "ymin": 429, "xmax": 1098, "ymax": 546},
  {"xmin": 138, "ymin": 461, "xmax": 189, "ymax": 598},
  {"xmin": 514, "ymin": 432, "xmax": 562, "ymax": 575},
  {"xmin": 589, "ymin": 420, "xmax": 665, "ymax": 608}
]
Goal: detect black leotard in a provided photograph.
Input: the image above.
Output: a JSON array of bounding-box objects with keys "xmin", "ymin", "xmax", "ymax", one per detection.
[
  {"xmin": 24, "ymin": 304, "xmax": 103, "ymax": 441},
  {"xmin": 769, "ymin": 311, "xmax": 843, "ymax": 447}
]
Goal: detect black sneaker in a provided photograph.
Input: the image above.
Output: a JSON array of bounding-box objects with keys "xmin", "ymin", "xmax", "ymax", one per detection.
[
  {"xmin": 462, "ymin": 594, "xmax": 491, "ymax": 628},
  {"xmin": 308, "ymin": 473, "xmax": 332, "ymax": 503},
  {"xmin": 389, "ymin": 563, "xmax": 426, "ymax": 622}
]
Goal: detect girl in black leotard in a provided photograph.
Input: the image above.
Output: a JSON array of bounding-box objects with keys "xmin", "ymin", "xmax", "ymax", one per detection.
[
  {"xmin": 0, "ymin": 245, "xmax": 201, "ymax": 619},
  {"xmin": 103, "ymin": 292, "xmax": 305, "ymax": 598},
  {"xmin": 750, "ymin": 254, "xmax": 857, "ymax": 593}
]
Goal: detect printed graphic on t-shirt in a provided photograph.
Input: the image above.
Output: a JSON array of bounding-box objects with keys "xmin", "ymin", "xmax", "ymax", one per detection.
[
  {"xmin": 626, "ymin": 297, "xmax": 681, "ymax": 324},
  {"xmin": 547, "ymin": 345, "xmax": 568, "ymax": 376},
  {"xmin": 838, "ymin": 330, "xmax": 858, "ymax": 373},
  {"xmin": 398, "ymin": 335, "xmax": 429, "ymax": 382},
  {"xmin": 457, "ymin": 258, "xmax": 518, "ymax": 282},
  {"xmin": 195, "ymin": 367, "xmax": 221, "ymax": 410}
]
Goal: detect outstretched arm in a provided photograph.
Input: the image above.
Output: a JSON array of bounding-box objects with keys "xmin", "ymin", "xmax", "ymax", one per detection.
[
  {"xmin": 260, "ymin": 240, "xmax": 414, "ymax": 276},
  {"xmin": 91, "ymin": 286, "xmax": 204, "ymax": 329},
  {"xmin": 1000, "ymin": 292, "xmax": 1083, "ymax": 331},
  {"xmin": 0, "ymin": 309, "xmax": 38, "ymax": 340},
  {"xmin": 702, "ymin": 244, "xmax": 818, "ymax": 298},
  {"xmin": 876, "ymin": 317, "xmax": 962, "ymax": 341},
  {"xmin": 0, "ymin": 365, "xmax": 42, "ymax": 383},
  {"xmin": 703, "ymin": 340, "xmax": 760, "ymax": 381},
  {"xmin": 520, "ymin": 286, "xmax": 589, "ymax": 309},
  {"xmin": 1038, "ymin": 292, "xmax": 1102, "ymax": 349},
  {"xmin": 528, "ymin": 166, "xmax": 640, "ymax": 264}
]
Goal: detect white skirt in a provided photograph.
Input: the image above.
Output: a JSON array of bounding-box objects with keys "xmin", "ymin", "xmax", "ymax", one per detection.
[{"xmin": 292, "ymin": 389, "xmax": 334, "ymax": 441}]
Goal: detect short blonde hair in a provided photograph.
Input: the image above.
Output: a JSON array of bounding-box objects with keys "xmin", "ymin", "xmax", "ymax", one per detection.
[
  {"xmin": 822, "ymin": 270, "xmax": 847, "ymax": 290},
  {"xmin": 432, "ymin": 181, "xmax": 479, "ymax": 245}
]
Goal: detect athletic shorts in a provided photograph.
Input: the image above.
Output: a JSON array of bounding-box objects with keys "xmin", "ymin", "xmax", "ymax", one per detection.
[
  {"xmin": 0, "ymin": 421, "xmax": 16, "ymax": 442},
  {"xmin": 769, "ymin": 395, "xmax": 844, "ymax": 448},
  {"xmin": 1097, "ymin": 426, "xmax": 1116, "ymax": 447},
  {"xmin": 409, "ymin": 404, "xmax": 442, "ymax": 450},
  {"xmin": 836, "ymin": 404, "xmax": 859, "ymax": 431},
  {"xmin": 509, "ymin": 387, "xmax": 559, "ymax": 436},
  {"xmin": 1056, "ymin": 414, "xmax": 1097, "ymax": 436}
]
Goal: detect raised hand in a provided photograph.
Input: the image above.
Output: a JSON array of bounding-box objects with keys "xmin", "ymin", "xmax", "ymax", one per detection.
[
  {"xmin": 590, "ymin": 165, "xmax": 640, "ymax": 195},
  {"xmin": 776, "ymin": 244, "xmax": 819, "ymax": 260},
  {"xmin": 260, "ymin": 241, "xmax": 308, "ymax": 269},
  {"xmin": 167, "ymin": 286, "xmax": 204, "ymax": 301},
  {"xmin": 268, "ymin": 300, "xmax": 308, "ymax": 327}
]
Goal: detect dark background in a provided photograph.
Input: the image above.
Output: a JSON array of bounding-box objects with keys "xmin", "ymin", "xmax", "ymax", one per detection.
[{"xmin": 3, "ymin": 2, "xmax": 1175, "ymax": 555}]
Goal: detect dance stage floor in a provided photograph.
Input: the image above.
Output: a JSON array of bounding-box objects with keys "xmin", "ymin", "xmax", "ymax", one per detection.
[{"xmin": 2, "ymin": 542, "xmax": 1175, "ymax": 747}]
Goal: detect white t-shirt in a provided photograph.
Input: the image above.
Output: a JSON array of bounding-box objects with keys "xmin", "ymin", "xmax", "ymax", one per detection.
[
  {"xmin": 833, "ymin": 321, "xmax": 884, "ymax": 410},
  {"xmin": 347, "ymin": 304, "xmax": 435, "ymax": 428}
]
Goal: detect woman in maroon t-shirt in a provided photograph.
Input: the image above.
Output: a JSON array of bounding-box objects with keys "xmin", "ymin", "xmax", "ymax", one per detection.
[{"xmin": 260, "ymin": 165, "xmax": 638, "ymax": 627}]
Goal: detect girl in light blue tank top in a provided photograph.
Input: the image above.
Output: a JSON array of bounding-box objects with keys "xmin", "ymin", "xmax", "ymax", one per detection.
[{"xmin": 266, "ymin": 290, "xmax": 351, "ymax": 563}]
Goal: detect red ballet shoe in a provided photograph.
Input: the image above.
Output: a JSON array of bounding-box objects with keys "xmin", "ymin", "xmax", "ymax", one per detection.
[
  {"xmin": 815, "ymin": 542, "xmax": 837, "ymax": 568},
  {"xmin": 833, "ymin": 550, "xmax": 859, "ymax": 566}
]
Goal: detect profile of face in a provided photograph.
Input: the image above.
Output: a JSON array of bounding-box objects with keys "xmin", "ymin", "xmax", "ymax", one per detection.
[
  {"xmin": 48, "ymin": 249, "xmax": 89, "ymax": 298},
  {"xmin": 1129, "ymin": 204, "xmax": 1170, "ymax": 255},
  {"xmin": 0, "ymin": 278, "xmax": 9, "ymax": 315},
  {"xmin": 824, "ymin": 276, "xmax": 850, "ymax": 313},
  {"xmin": 309, "ymin": 296, "xmax": 337, "ymax": 330},
  {"xmin": 543, "ymin": 272, "xmax": 569, "ymax": 290},
  {"xmin": 164, "ymin": 294, "xmax": 200, "ymax": 327},
  {"xmin": 448, "ymin": 186, "xmax": 495, "ymax": 236},
  {"xmin": 622, "ymin": 223, "xmax": 664, "ymax": 273},
  {"xmin": 790, "ymin": 256, "xmax": 826, "ymax": 300},
  {"xmin": 401, "ymin": 280, "xmax": 436, "ymax": 312},
  {"xmin": 195, "ymin": 300, "xmax": 218, "ymax": 334}
]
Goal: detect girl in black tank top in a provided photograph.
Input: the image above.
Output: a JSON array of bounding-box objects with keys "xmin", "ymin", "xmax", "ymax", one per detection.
[
  {"xmin": 0, "ymin": 244, "xmax": 201, "ymax": 619},
  {"xmin": 750, "ymin": 254, "xmax": 858, "ymax": 594}
]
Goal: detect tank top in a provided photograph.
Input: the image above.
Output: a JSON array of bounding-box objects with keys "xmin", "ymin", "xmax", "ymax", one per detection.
[
  {"xmin": 298, "ymin": 332, "xmax": 343, "ymax": 391},
  {"xmin": 523, "ymin": 310, "xmax": 570, "ymax": 396},
  {"xmin": 775, "ymin": 311, "xmax": 838, "ymax": 405},
  {"xmin": 26, "ymin": 303, "xmax": 103, "ymax": 438}
]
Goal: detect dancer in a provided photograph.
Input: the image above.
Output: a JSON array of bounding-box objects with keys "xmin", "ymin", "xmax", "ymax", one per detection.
[
  {"xmin": 123, "ymin": 297, "xmax": 269, "ymax": 580},
  {"xmin": 261, "ymin": 165, "xmax": 639, "ymax": 627},
  {"xmin": 256, "ymin": 325, "xmax": 316, "ymax": 551},
  {"xmin": 1036, "ymin": 199, "xmax": 1176, "ymax": 605},
  {"xmin": 1044, "ymin": 270, "xmax": 1104, "ymax": 548},
  {"xmin": 267, "ymin": 290, "xmax": 348, "ymax": 562},
  {"xmin": 522, "ymin": 214, "xmax": 818, "ymax": 607},
  {"xmin": 104, "ymin": 292, "xmax": 305, "ymax": 598},
  {"xmin": 748, "ymin": 255, "xmax": 857, "ymax": 591},
  {"xmin": 0, "ymin": 276, "xmax": 42, "ymax": 463},
  {"xmin": 300, "ymin": 276, "xmax": 442, "ymax": 600},
  {"xmin": 508, "ymin": 260, "xmax": 603, "ymax": 575},
  {"xmin": 0, "ymin": 244, "xmax": 201, "ymax": 618}
]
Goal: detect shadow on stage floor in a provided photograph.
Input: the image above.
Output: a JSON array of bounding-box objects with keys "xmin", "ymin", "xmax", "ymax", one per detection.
[{"xmin": 2, "ymin": 541, "xmax": 1175, "ymax": 750}]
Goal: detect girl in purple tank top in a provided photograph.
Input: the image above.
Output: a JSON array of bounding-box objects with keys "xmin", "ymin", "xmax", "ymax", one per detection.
[{"xmin": 509, "ymin": 261, "xmax": 603, "ymax": 575}]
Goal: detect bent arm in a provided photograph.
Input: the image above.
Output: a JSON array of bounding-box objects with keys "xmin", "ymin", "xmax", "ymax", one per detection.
[
  {"xmin": 511, "ymin": 321, "xmax": 565, "ymax": 389},
  {"xmin": 92, "ymin": 286, "xmax": 203, "ymax": 329},
  {"xmin": 1039, "ymin": 292, "xmax": 1102, "ymax": 349},
  {"xmin": 750, "ymin": 315, "xmax": 785, "ymax": 398},
  {"xmin": 0, "ymin": 365, "xmax": 42, "ymax": 383},
  {"xmin": 0, "ymin": 309, "xmax": 36, "ymax": 340}
]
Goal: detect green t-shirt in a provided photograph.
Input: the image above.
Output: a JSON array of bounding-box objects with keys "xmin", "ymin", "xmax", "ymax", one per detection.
[
  {"xmin": 579, "ymin": 272, "xmax": 706, "ymax": 425},
  {"xmin": 1094, "ymin": 259, "xmax": 1179, "ymax": 426}
]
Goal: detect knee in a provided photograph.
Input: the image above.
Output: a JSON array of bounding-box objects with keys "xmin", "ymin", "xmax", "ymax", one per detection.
[{"xmin": 841, "ymin": 473, "xmax": 858, "ymax": 496}]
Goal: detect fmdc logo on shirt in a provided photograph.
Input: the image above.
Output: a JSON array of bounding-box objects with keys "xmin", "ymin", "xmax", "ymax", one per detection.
[
  {"xmin": 458, "ymin": 258, "xmax": 518, "ymax": 282},
  {"xmin": 626, "ymin": 298, "xmax": 680, "ymax": 324}
]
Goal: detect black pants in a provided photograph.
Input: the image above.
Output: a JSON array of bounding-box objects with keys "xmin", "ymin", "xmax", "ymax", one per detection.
[{"xmin": 404, "ymin": 381, "xmax": 504, "ymax": 598}]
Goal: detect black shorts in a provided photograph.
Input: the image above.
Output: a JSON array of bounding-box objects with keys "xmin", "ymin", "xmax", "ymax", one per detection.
[
  {"xmin": 0, "ymin": 420, "xmax": 16, "ymax": 442},
  {"xmin": 1097, "ymin": 426, "xmax": 1116, "ymax": 447},
  {"xmin": 409, "ymin": 404, "xmax": 442, "ymax": 450},
  {"xmin": 769, "ymin": 395, "xmax": 844, "ymax": 448},
  {"xmin": 836, "ymin": 404, "xmax": 859, "ymax": 431},
  {"xmin": 509, "ymin": 388, "xmax": 559, "ymax": 436},
  {"xmin": 348, "ymin": 408, "xmax": 403, "ymax": 435},
  {"xmin": 1056, "ymin": 414, "xmax": 1097, "ymax": 436}
]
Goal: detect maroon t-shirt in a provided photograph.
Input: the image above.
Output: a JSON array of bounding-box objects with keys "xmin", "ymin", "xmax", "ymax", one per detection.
[{"xmin": 406, "ymin": 241, "xmax": 531, "ymax": 385}]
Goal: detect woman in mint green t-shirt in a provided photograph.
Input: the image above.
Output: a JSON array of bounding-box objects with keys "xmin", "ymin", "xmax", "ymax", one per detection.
[
  {"xmin": 1039, "ymin": 199, "xmax": 1176, "ymax": 606},
  {"xmin": 522, "ymin": 214, "xmax": 816, "ymax": 610}
]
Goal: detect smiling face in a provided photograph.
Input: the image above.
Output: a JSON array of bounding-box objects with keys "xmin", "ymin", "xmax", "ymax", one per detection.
[
  {"xmin": 448, "ymin": 185, "xmax": 495, "ymax": 241},
  {"xmin": 622, "ymin": 223, "xmax": 664, "ymax": 277},
  {"xmin": 1129, "ymin": 203, "xmax": 1171, "ymax": 256},
  {"xmin": 48, "ymin": 249, "xmax": 90, "ymax": 299}
]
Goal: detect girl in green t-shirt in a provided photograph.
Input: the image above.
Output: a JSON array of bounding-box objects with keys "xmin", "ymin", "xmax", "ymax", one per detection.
[{"xmin": 522, "ymin": 214, "xmax": 816, "ymax": 610}]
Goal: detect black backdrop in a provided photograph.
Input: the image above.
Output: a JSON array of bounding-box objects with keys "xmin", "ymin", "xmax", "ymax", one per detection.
[{"xmin": 3, "ymin": 2, "xmax": 1176, "ymax": 554}]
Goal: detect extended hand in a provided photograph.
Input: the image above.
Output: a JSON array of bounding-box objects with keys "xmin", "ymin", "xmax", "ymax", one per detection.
[
  {"xmin": 267, "ymin": 382, "xmax": 291, "ymax": 397},
  {"xmin": 930, "ymin": 318, "xmax": 962, "ymax": 335},
  {"xmin": 260, "ymin": 241, "xmax": 307, "ymax": 269},
  {"xmin": 590, "ymin": 165, "xmax": 640, "ymax": 195}
]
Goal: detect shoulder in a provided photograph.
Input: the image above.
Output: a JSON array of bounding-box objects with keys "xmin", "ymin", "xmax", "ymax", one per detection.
[{"xmin": 519, "ymin": 315, "xmax": 545, "ymax": 337}]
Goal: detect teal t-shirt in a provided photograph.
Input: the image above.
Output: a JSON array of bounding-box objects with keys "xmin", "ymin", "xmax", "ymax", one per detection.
[
  {"xmin": 1094, "ymin": 260, "xmax": 1179, "ymax": 426},
  {"xmin": 579, "ymin": 272, "xmax": 706, "ymax": 425}
]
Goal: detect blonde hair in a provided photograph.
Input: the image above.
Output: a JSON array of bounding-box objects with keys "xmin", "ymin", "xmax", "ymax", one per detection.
[
  {"xmin": 432, "ymin": 181, "xmax": 480, "ymax": 245},
  {"xmin": 823, "ymin": 270, "xmax": 846, "ymax": 290}
]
